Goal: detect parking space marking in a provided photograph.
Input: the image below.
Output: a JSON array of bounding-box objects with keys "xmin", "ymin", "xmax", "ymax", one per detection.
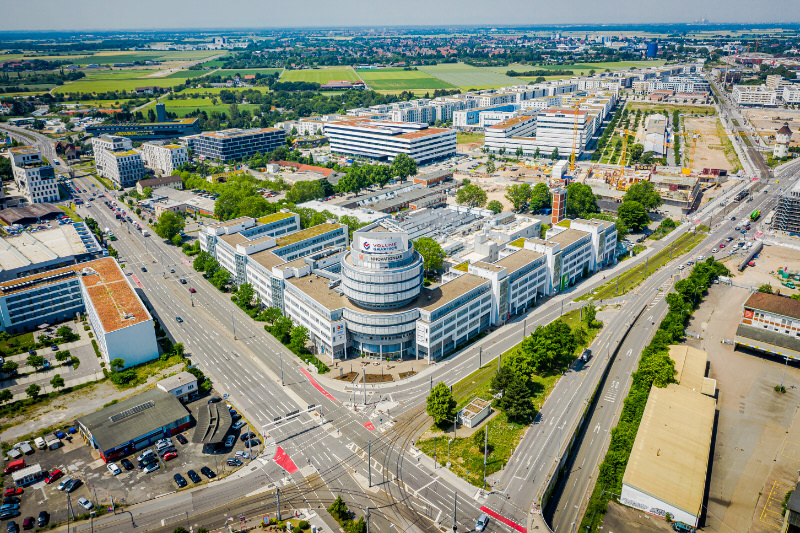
[{"xmin": 760, "ymin": 480, "xmax": 793, "ymax": 529}]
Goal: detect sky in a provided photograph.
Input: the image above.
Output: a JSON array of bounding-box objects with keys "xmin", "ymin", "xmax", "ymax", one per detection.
[{"xmin": 2, "ymin": 0, "xmax": 800, "ymax": 32}]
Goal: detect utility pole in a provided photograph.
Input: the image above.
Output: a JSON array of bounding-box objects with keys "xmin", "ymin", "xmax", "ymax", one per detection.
[
  {"xmin": 366, "ymin": 507, "xmax": 370, "ymax": 533},
  {"xmin": 478, "ymin": 346, "xmax": 481, "ymax": 369},
  {"xmin": 453, "ymin": 491, "xmax": 458, "ymax": 533},
  {"xmin": 483, "ymin": 425, "xmax": 488, "ymax": 491},
  {"xmin": 522, "ymin": 318, "xmax": 526, "ymax": 340},
  {"xmin": 368, "ymin": 441, "xmax": 372, "ymax": 487},
  {"xmin": 430, "ymin": 375, "xmax": 433, "ymax": 392},
  {"xmin": 280, "ymin": 353, "xmax": 284, "ymax": 386},
  {"xmin": 232, "ymin": 312, "xmax": 236, "ymax": 340},
  {"xmin": 363, "ymin": 368, "xmax": 367, "ymax": 405},
  {"xmin": 276, "ymin": 488, "xmax": 281, "ymax": 521}
]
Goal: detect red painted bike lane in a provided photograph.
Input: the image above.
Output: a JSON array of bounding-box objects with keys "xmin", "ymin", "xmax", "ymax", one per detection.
[
  {"xmin": 273, "ymin": 446, "xmax": 298, "ymax": 474},
  {"xmin": 479, "ymin": 506, "xmax": 526, "ymax": 533},
  {"xmin": 299, "ymin": 368, "xmax": 337, "ymax": 402}
]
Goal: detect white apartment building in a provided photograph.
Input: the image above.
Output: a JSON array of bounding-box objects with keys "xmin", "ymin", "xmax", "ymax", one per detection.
[
  {"xmin": 782, "ymin": 86, "xmax": 800, "ymax": 104},
  {"xmin": 733, "ymin": 85, "xmax": 778, "ymax": 107},
  {"xmin": 140, "ymin": 142, "xmax": 188, "ymax": 176},
  {"xmin": 9, "ymin": 146, "xmax": 58, "ymax": 204},
  {"xmin": 324, "ymin": 120, "xmax": 456, "ymax": 165},
  {"xmin": 483, "ymin": 115, "xmax": 538, "ymax": 155},
  {"xmin": 533, "ymin": 108, "xmax": 593, "ymax": 155},
  {"xmin": 91, "ymin": 135, "xmax": 145, "ymax": 188}
]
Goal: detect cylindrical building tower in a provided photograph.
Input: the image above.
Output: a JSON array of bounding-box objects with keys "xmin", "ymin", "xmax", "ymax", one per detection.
[{"xmin": 774, "ymin": 122, "xmax": 792, "ymax": 159}]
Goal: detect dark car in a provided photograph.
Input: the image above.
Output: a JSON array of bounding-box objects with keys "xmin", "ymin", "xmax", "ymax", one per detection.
[
  {"xmin": 208, "ymin": 396, "xmax": 221, "ymax": 404},
  {"xmin": 120, "ymin": 458, "xmax": 134, "ymax": 471},
  {"xmin": 175, "ymin": 316, "xmax": 183, "ymax": 323},
  {"xmin": 226, "ymin": 458, "xmax": 243, "ymax": 467},
  {"xmin": 21, "ymin": 517, "xmax": 33, "ymax": 531},
  {"xmin": 231, "ymin": 413, "xmax": 242, "ymax": 422},
  {"xmin": 0, "ymin": 511, "xmax": 19, "ymax": 521},
  {"xmin": 179, "ymin": 279, "xmax": 187, "ymax": 285},
  {"xmin": 2, "ymin": 497, "xmax": 20, "ymax": 505},
  {"xmin": 173, "ymin": 474, "xmax": 187, "ymax": 488},
  {"xmin": 65, "ymin": 478, "xmax": 82, "ymax": 493},
  {"xmin": 176, "ymin": 434, "xmax": 188, "ymax": 445},
  {"xmin": 28, "ymin": 349, "xmax": 36, "ymax": 356},
  {"xmin": 240, "ymin": 432, "xmax": 255, "ymax": 442},
  {"xmin": 187, "ymin": 470, "xmax": 201, "ymax": 483},
  {"xmin": 138, "ymin": 456, "xmax": 157, "ymax": 469},
  {"xmin": 141, "ymin": 267, "xmax": 147, "ymax": 272},
  {"xmin": 37, "ymin": 511, "xmax": 49, "ymax": 527},
  {"xmin": 200, "ymin": 466, "xmax": 216, "ymax": 479},
  {"xmin": 7, "ymin": 521, "xmax": 18, "ymax": 533},
  {"xmin": 245, "ymin": 439, "xmax": 261, "ymax": 447}
]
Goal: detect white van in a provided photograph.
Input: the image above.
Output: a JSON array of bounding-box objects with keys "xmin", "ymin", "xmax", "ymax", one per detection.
[{"xmin": 34, "ymin": 437, "xmax": 47, "ymax": 450}]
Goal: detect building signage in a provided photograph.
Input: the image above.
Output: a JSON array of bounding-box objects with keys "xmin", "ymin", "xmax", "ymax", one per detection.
[
  {"xmin": 357, "ymin": 237, "xmax": 403, "ymax": 253},
  {"xmin": 366, "ymin": 253, "xmax": 405, "ymax": 263}
]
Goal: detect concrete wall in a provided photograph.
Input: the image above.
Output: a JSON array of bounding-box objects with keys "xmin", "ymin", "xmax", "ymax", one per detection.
[{"xmin": 620, "ymin": 483, "xmax": 699, "ymax": 528}]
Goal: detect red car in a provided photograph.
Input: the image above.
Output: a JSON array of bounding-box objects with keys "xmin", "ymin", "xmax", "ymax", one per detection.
[
  {"xmin": 162, "ymin": 451, "xmax": 177, "ymax": 461},
  {"xmin": 45, "ymin": 469, "xmax": 63, "ymax": 484},
  {"xmin": 4, "ymin": 488, "xmax": 23, "ymax": 496}
]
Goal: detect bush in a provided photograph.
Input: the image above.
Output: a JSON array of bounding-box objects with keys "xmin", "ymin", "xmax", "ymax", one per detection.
[
  {"xmin": 297, "ymin": 521, "xmax": 310, "ymax": 530},
  {"xmin": 55, "ymin": 350, "xmax": 71, "ymax": 362}
]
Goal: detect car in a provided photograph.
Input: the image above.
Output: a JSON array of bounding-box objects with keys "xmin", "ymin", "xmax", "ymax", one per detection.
[
  {"xmin": 77, "ymin": 497, "xmax": 93, "ymax": 511},
  {"xmin": 176, "ymin": 434, "xmax": 188, "ymax": 445},
  {"xmin": 179, "ymin": 279, "xmax": 187, "ymax": 285},
  {"xmin": 28, "ymin": 349, "xmax": 36, "ymax": 356},
  {"xmin": 120, "ymin": 458, "xmax": 134, "ymax": 471},
  {"xmin": 731, "ymin": 216, "xmax": 736, "ymax": 221},
  {"xmin": 137, "ymin": 450, "xmax": 155, "ymax": 462},
  {"xmin": 65, "ymin": 479, "xmax": 82, "ymax": 493},
  {"xmin": 162, "ymin": 451, "xmax": 178, "ymax": 461},
  {"xmin": 2, "ymin": 498, "xmax": 19, "ymax": 506},
  {"xmin": 187, "ymin": 470, "xmax": 201, "ymax": 483},
  {"xmin": 173, "ymin": 474, "xmax": 187, "ymax": 488},
  {"xmin": 3, "ymin": 489, "xmax": 22, "ymax": 497},
  {"xmin": 107, "ymin": 463, "xmax": 121, "ymax": 475},
  {"xmin": 143, "ymin": 463, "xmax": 160, "ymax": 474},
  {"xmin": 156, "ymin": 438, "xmax": 173, "ymax": 450},
  {"xmin": 232, "ymin": 420, "xmax": 246, "ymax": 430},
  {"xmin": 678, "ymin": 264, "xmax": 685, "ymax": 270},
  {"xmin": 36, "ymin": 511, "xmax": 48, "ymax": 527},
  {"xmin": 580, "ymin": 349, "xmax": 592, "ymax": 362},
  {"xmin": 208, "ymin": 396, "xmax": 221, "ymax": 403},
  {"xmin": 227, "ymin": 458, "xmax": 243, "ymax": 467},
  {"xmin": 176, "ymin": 316, "xmax": 183, "ymax": 323},
  {"xmin": 475, "ymin": 513, "xmax": 489, "ymax": 532},
  {"xmin": 138, "ymin": 456, "xmax": 157, "ymax": 469},
  {"xmin": 235, "ymin": 451, "xmax": 250, "ymax": 459},
  {"xmin": 246, "ymin": 439, "xmax": 261, "ymax": 447},
  {"xmin": 51, "ymin": 344, "xmax": 58, "ymax": 351},
  {"xmin": 224, "ymin": 435, "xmax": 236, "ymax": 448},
  {"xmin": 231, "ymin": 413, "xmax": 242, "ymax": 422},
  {"xmin": 200, "ymin": 466, "xmax": 215, "ymax": 479},
  {"xmin": 0, "ymin": 510, "xmax": 19, "ymax": 521},
  {"xmin": 719, "ymin": 243, "xmax": 725, "ymax": 248},
  {"xmin": 6, "ymin": 521, "xmax": 18, "ymax": 533},
  {"xmin": 57, "ymin": 477, "xmax": 72, "ymax": 491},
  {"xmin": 697, "ymin": 255, "xmax": 705, "ymax": 261},
  {"xmin": 189, "ymin": 287, "xmax": 196, "ymax": 293},
  {"xmin": 141, "ymin": 267, "xmax": 147, "ymax": 272},
  {"xmin": 240, "ymin": 432, "xmax": 256, "ymax": 442},
  {"xmin": 0, "ymin": 505, "xmax": 20, "ymax": 512},
  {"xmin": 22, "ymin": 517, "xmax": 34, "ymax": 531}
]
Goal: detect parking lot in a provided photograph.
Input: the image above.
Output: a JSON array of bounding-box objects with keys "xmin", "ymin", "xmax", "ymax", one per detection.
[{"xmin": 1, "ymin": 393, "xmax": 261, "ymax": 530}]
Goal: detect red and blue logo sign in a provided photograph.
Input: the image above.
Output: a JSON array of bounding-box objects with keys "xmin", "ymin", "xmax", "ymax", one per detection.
[{"xmin": 363, "ymin": 242, "xmax": 371, "ymax": 250}]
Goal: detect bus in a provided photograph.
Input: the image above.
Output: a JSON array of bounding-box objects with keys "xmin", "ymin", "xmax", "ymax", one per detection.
[
  {"xmin": 750, "ymin": 210, "xmax": 760, "ymax": 222},
  {"xmin": 735, "ymin": 190, "xmax": 749, "ymax": 202}
]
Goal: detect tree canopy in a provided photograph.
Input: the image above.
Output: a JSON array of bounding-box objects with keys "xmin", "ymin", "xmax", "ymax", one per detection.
[
  {"xmin": 414, "ymin": 237, "xmax": 445, "ymax": 275},
  {"xmin": 487, "ymin": 200, "xmax": 503, "ymax": 214},
  {"xmin": 529, "ymin": 183, "xmax": 552, "ymax": 213},
  {"xmin": 505, "ymin": 183, "xmax": 531, "ymax": 211},
  {"xmin": 426, "ymin": 382, "xmax": 456, "ymax": 425},
  {"xmin": 456, "ymin": 183, "xmax": 487, "ymax": 207},
  {"xmin": 616, "ymin": 200, "xmax": 650, "ymax": 231},
  {"xmin": 624, "ymin": 181, "xmax": 662, "ymax": 210},
  {"xmin": 565, "ymin": 182, "xmax": 599, "ymax": 218},
  {"xmin": 153, "ymin": 211, "xmax": 185, "ymax": 241}
]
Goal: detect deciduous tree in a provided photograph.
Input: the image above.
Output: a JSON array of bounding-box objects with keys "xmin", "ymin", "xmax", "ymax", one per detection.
[
  {"xmin": 426, "ymin": 382, "xmax": 456, "ymax": 426},
  {"xmin": 414, "ymin": 237, "xmax": 445, "ymax": 275}
]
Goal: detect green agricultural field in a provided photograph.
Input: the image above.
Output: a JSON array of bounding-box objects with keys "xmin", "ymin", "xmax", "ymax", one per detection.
[
  {"xmin": 280, "ymin": 67, "xmax": 360, "ymax": 84},
  {"xmin": 357, "ymin": 68, "xmax": 455, "ymax": 91},
  {"xmin": 162, "ymin": 70, "xmax": 208, "ymax": 79},
  {"xmin": 212, "ymin": 68, "xmax": 283, "ymax": 76},
  {"xmin": 141, "ymin": 98, "xmax": 260, "ymax": 117},
  {"xmin": 53, "ymin": 71, "xmax": 191, "ymax": 95},
  {"xmin": 61, "ymin": 99, "xmax": 138, "ymax": 108},
  {"xmin": 419, "ymin": 63, "xmax": 519, "ymax": 89},
  {"xmin": 180, "ymin": 86, "xmax": 272, "ymax": 96}
]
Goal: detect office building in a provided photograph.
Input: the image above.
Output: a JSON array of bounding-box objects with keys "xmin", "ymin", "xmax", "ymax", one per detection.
[
  {"xmin": 91, "ymin": 135, "xmax": 145, "ymax": 188},
  {"xmin": 136, "ymin": 175, "xmax": 183, "ymax": 195},
  {"xmin": 735, "ymin": 292, "xmax": 800, "ymax": 360},
  {"xmin": 483, "ymin": 115, "xmax": 538, "ymax": 156},
  {"xmin": 9, "ymin": 146, "xmax": 58, "ymax": 204},
  {"xmin": 85, "ymin": 103, "xmax": 200, "ymax": 141},
  {"xmin": 156, "ymin": 371, "xmax": 198, "ymax": 403},
  {"xmin": 0, "ymin": 225, "xmax": 102, "ymax": 282},
  {"xmin": 324, "ymin": 120, "xmax": 456, "ymax": 165},
  {"xmin": 140, "ymin": 142, "xmax": 188, "ymax": 176},
  {"xmin": 185, "ymin": 128, "xmax": 286, "ymax": 162},
  {"xmin": 773, "ymin": 180, "xmax": 800, "ymax": 234},
  {"xmin": 76, "ymin": 388, "xmax": 192, "ymax": 462}
]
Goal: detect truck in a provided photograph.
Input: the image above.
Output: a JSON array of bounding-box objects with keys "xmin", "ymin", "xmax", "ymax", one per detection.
[
  {"xmin": 34, "ymin": 437, "xmax": 47, "ymax": 450},
  {"xmin": 142, "ymin": 229, "xmax": 150, "ymax": 237},
  {"xmin": 750, "ymin": 210, "xmax": 760, "ymax": 222}
]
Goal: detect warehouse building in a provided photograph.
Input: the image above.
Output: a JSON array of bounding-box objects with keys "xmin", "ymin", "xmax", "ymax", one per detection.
[
  {"xmin": 185, "ymin": 128, "xmax": 286, "ymax": 162},
  {"xmin": 735, "ymin": 292, "xmax": 800, "ymax": 360},
  {"xmin": 76, "ymin": 388, "xmax": 192, "ymax": 462}
]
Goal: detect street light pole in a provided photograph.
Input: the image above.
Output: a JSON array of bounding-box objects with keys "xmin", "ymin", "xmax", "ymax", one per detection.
[
  {"xmin": 781, "ymin": 355, "xmax": 789, "ymax": 390},
  {"xmin": 232, "ymin": 312, "xmax": 236, "ymax": 340},
  {"xmin": 280, "ymin": 353, "xmax": 284, "ymax": 386},
  {"xmin": 368, "ymin": 440, "xmax": 372, "ymax": 487}
]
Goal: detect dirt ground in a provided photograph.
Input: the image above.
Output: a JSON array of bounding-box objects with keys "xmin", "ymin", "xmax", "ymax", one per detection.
[
  {"xmin": 683, "ymin": 116, "xmax": 739, "ymax": 172},
  {"xmin": 451, "ymin": 172, "xmax": 549, "ymax": 213},
  {"xmin": 687, "ymin": 284, "xmax": 800, "ymax": 533},
  {"xmin": 602, "ymin": 500, "xmax": 675, "ymax": 533},
  {"xmin": 742, "ymin": 108, "xmax": 800, "ymax": 147},
  {"xmin": 723, "ymin": 243, "xmax": 800, "ymax": 298}
]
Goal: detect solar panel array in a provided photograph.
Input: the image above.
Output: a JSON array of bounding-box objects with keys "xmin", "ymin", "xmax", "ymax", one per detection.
[{"xmin": 109, "ymin": 400, "xmax": 155, "ymax": 423}]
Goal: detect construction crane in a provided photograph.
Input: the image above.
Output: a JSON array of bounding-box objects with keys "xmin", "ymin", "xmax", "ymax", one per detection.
[{"xmin": 569, "ymin": 96, "xmax": 590, "ymax": 175}]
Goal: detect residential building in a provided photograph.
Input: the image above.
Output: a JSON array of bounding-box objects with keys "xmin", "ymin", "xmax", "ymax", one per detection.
[
  {"xmin": 140, "ymin": 142, "xmax": 188, "ymax": 176},
  {"xmin": 136, "ymin": 175, "xmax": 184, "ymax": 195},
  {"xmin": 733, "ymin": 85, "xmax": 778, "ymax": 106},
  {"xmin": 772, "ymin": 180, "xmax": 800, "ymax": 234},
  {"xmin": 643, "ymin": 114, "xmax": 668, "ymax": 156},
  {"xmin": 184, "ymin": 128, "xmax": 286, "ymax": 162},
  {"xmin": 324, "ymin": 120, "xmax": 456, "ymax": 165},
  {"xmin": 735, "ymin": 292, "xmax": 800, "ymax": 360},
  {"xmin": 91, "ymin": 135, "xmax": 145, "ymax": 188},
  {"xmin": 76, "ymin": 388, "xmax": 192, "ymax": 462},
  {"xmin": 782, "ymin": 86, "xmax": 800, "ymax": 104},
  {"xmin": 156, "ymin": 371, "xmax": 198, "ymax": 402},
  {"xmin": 9, "ymin": 146, "xmax": 58, "ymax": 204},
  {"xmin": 483, "ymin": 115, "xmax": 538, "ymax": 156}
]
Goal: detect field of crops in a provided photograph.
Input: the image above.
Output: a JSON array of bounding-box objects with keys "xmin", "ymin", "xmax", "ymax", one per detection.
[
  {"xmin": 141, "ymin": 98, "xmax": 261, "ymax": 117},
  {"xmin": 53, "ymin": 70, "xmax": 190, "ymax": 94},
  {"xmin": 280, "ymin": 67, "xmax": 360, "ymax": 84},
  {"xmin": 419, "ymin": 63, "xmax": 520, "ymax": 89},
  {"xmin": 68, "ymin": 50, "xmax": 221, "ymax": 65},
  {"xmin": 357, "ymin": 68, "xmax": 455, "ymax": 91},
  {"xmin": 212, "ymin": 68, "xmax": 283, "ymax": 76}
]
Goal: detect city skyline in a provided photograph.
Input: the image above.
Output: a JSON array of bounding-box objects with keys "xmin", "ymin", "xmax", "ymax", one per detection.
[{"xmin": 2, "ymin": 0, "xmax": 800, "ymax": 32}]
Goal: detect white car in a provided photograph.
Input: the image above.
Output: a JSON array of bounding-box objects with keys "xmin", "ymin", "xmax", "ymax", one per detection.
[
  {"xmin": 232, "ymin": 420, "xmax": 246, "ymax": 430},
  {"xmin": 107, "ymin": 463, "xmax": 121, "ymax": 475},
  {"xmin": 57, "ymin": 477, "xmax": 72, "ymax": 491},
  {"xmin": 235, "ymin": 451, "xmax": 250, "ymax": 459},
  {"xmin": 77, "ymin": 497, "xmax": 94, "ymax": 511},
  {"xmin": 697, "ymin": 255, "xmax": 705, "ymax": 261},
  {"xmin": 143, "ymin": 463, "xmax": 160, "ymax": 474}
]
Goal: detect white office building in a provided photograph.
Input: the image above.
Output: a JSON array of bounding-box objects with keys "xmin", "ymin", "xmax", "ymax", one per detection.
[
  {"xmin": 324, "ymin": 120, "xmax": 456, "ymax": 165},
  {"xmin": 91, "ymin": 135, "xmax": 145, "ymax": 188},
  {"xmin": 9, "ymin": 146, "xmax": 58, "ymax": 204},
  {"xmin": 140, "ymin": 142, "xmax": 188, "ymax": 176}
]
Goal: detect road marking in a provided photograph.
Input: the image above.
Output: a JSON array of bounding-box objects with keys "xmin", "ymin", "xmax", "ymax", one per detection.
[{"xmin": 479, "ymin": 505, "xmax": 526, "ymax": 533}]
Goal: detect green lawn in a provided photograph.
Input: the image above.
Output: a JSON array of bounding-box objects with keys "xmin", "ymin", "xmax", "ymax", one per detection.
[
  {"xmin": 212, "ymin": 68, "xmax": 283, "ymax": 76},
  {"xmin": 280, "ymin": 67, "xmax": 360, "ymax": 84},
  {"xmin": 59, "ymin": 205, "xmax": 81, "ymax": 222},
  {"xmin": 162, "ymin": 70, "xmax": 206, "ymax": 79},
  {"xmin": 0, "ymin": 332, "xmax": 35, "ymax": 355},
  {"xmin": 486, "ymin": 60, "xmax": 666, "ymax": 80},
  {"xmin": 61, "ymin": 98, "xmax": 139, "ymax": 108},
  {"xmin": 54, "ymin": 70, "xmax": 190, "ymax": 94},
  {"xmin": 180, "ymin": 86, "xmax": 272, "ymax": 95},
  {"xmin": 457, "ymin": 131, "xmax": 485, "ymax": 144},
  {"xmin": 140, "ymin": 98, "xmax": 260, "ymax": 117},
  {"xmin": 420, "ymin": 63, "xmax": 519, "ymax": 89},
  {"xmin": 357, "ymin": 68, "xmax": 455, "ymax": 91},
  {"xmin": 577, "ymin": 231, "xmax": 705, "ymax": 302},
  {"xmin": 626, "ymin": 102, "xmax": 716, "ymax": 116}
]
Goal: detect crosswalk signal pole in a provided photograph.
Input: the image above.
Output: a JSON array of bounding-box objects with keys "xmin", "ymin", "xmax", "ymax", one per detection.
[
  {"xmin": 276, "ymin": 487, "xmax": 281, "ymax": 521},
  {"xmin": 368, "ymin": 441, "xmax": 372, "ymax": 487}
]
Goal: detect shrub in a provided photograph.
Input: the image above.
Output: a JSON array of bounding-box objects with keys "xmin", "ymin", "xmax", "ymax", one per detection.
[{"xmin": 298, "ymin": 521, "xmax": 310, "ymax": 530}]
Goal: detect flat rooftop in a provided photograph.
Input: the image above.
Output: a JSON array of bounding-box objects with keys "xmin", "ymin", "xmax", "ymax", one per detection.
[
  {"xmin": 494, "ymin": 249, "xmax": 544, "ymax": 274},
  {"xmin": 418, "ymin": 273, "xmax": 489, "ymax": 312},
  {"xmin": 219, "ymin": 233, "xmax": 249, "ymax": 247},
  {"xmin": 275, "ymin": 223, "xmax": 342, "ymax": 247},
  {"xmin": 257, "ymin": 212, "xmax": 295, "ymax": 224},
  {"xmin": 668, "ymin": 345, "xmax": 709, "ymax": 393},
  {"xmin": 209, "ymin": 216, "xmax": 253, "ymax": 229},
  {"xmin": 547, "ymin": 228, "xmax": 590, "ymax": 248},
  {"xmin": 622, "ymin": 384, "xmax": 716, "ymax": 521},
  {"xmin": 80, "ymin": 257, "xmax": 151, "ymax": 333},
  {"xmin": 0, "ymin": 226, "xmax": 88, "ymax": 271},
  {"xmin": 77, "ymin": 388, "xmax": 188, "ymax": 452},
  {"xmin": 248, "ymin": 250, "xmax": 285, "ymax": 271}
]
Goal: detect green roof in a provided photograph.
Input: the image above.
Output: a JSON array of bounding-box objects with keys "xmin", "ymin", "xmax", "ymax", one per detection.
[
  {"xmin": 556, "ymin": 219, "xmax": 571, "ymax": 228},
  {"xmin": 509, "ymin": 238, "xmax": 526, "ymax": 248},
  {"xmin": 453, "ymin": 262, "xmax": 469, "ymax": 272},
  {"xmin": 276, "ymin": 223, "xmax": 341, "ymax": 246},
  {"xmin": 257, "ymin": 212, "xmax": 295, "ymax": 224}
]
